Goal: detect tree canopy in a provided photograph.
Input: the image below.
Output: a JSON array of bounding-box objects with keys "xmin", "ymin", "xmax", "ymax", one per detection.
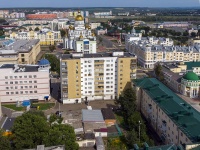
[
  {"xmin": 44, "ymin": 54, "xmax": 60, "ymax": 75},
  {"xmin": 11, "ymin": 111, "xmax": 78, "ymax": 150},
  {"xmin": 0, "ymin": 130, "xmax": 11, "ymax": 150}
]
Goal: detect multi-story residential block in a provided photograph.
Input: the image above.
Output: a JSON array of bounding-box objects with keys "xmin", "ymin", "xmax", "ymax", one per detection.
[
  {"xmin": 0, "ymin": 10, "xmax": 9, "ymax": 18},
  {"xmin": 63, "ymin": 11, "xmax": 96, "ymax": 53},
  {"xmin": 9, "ymin": 29, "xmax": 61, "ymax": 45},
  {"xmin": 60, "ymin": 51, "xmax": 137, "ymax": 104},
  {"xmin": 0, "ymin": 59, "xmax": 51, "ymax": 103},
  {"xmin": 0, "ymin": 39, "xmax": 41, "ymax": 65},
  {"xmin": 154, "ymin": 22, "xmax": 190, "ymax": 28},
  {"xmin": 126, "ymin": 33, "xmax": 200, "ymax": 68},
  {"xmin": 134, "ymin": 78, "xmax": 200, "ymax": 145}
]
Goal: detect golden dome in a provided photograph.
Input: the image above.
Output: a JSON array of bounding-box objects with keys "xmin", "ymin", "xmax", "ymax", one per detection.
[
  {"xmin": 91, "ymin": 32, "xmax": 95, "ymax": 37},
  {"xmin": 69, "ymin": 25, "xmax": 74, "ymax": 30},
  {"xmin": 75, "ymin": 15, "xmax": 84, "ymax": 21},
  {"xmin": 79, "ymin": 33, "xmax": 83, "ymax": 39},
  {"xmin": 88, "ymin": 26, "xmax": 91, "ymax": 30}
]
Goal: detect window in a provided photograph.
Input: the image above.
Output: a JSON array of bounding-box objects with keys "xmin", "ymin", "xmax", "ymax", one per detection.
[
  {"xmin": 29, "ymin": 81, "xmax": 32, "ymax": 83},
  {"xmin": 25, "ymin": 86, "xmax": 28, "ymax": 89},
  {"xmin": 20, "ymin": 81, "xmax": 23, "ymax": 84},
  {"xmin": 15, "ymin": 86, "xmax": 18, "ymax": 89},
  {"xmin": 6, "ymin": 92, "xmax": 9, "ymax": 95},
  {"xmin": 25, "ymin": 91, "xmax": 28, "ymax": 94},
  {"xmin": 21, "ymin": 54, "xmax": 24, "ymax": 57},
  {"xmin": 30, "ymin": 91, "xmax": 33, "ymax": 93},
  {"xmin": 6, "ymin": 87, "xmax": 9, "ymax": 89},
  {"xmin": 15, "ymin": 81, "xmax": 18, "ymax": 84},
  {"xmin": 34, "ymin": 86, "xmax": 37, "ymax": 88},
  {"xmin": 21, "ymin": 86, "xmax": 23, "ymax": 89},
  {"xmin": 10, "ymin": 87, "xmax": 13, "ymax": 89},
  {"xmin": 10, "ymin": 82, "xmax": 13, "ymax": 84},
  {"xmin": 5, "ymin": 82, "xmax": 8, "ymax": 84},
  {"xmin": 34, "ymin": 91, "xmax": 37, "ymax": 93},
  {"xmin": 14, "ymin": 76, "xmax": 17, "ymax": 79},
  {"xmin": 21, "ymin": 58, "xmax": 25, "ymax": 62},
  {"xmin": 34, "ymin": 81, "xmax": 37, "ymax": 83},
  {"xmin": 16, "ymin": 92, "xmax": 18, "ymax": 94},
  {"xmin": 29, "ymin": 75, "xmax": 32, "ymax": 78},
  {"xmin": 11, "ymin": 92, "xmax": 14, "ymax": 94},
  {"xmin": 24, "ymin": 81, "xmax": 27, "ymax": 83},
  {"xmin": 5, "ymin": 76, "xmax": 8, "ymax": 79},
  {"xmin": 10, "ymin": 76, "xmax": 13, "ymax": 79},
  {"xmin": 29, "ymin": 86, "xmax": 32, "ymax": 88},
  {"xmin": 19, "ymin": 76, "xmax": 22, "ymax": 78},
  {"xmin": 24, "ymin": 76, "xmax": 27, "ymax": 78},
  {"xmin": 33, "ymin": 75, "xmax": 37, "ymax": 78},
  {"xmin": 20, "ymin": 91, "xmax": 23, "ymax": 94}
]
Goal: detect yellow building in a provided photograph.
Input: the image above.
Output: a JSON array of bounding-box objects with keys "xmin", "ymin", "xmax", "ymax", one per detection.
[
  {"xmin": 0, "ymin": 39, "xmax": 41, "ymax": 65},
  {"xmin": 60, "ymin": 52, "xmax": 137, "ymax": 104},
  {"xmin": 9, "ymin": 30, "xmax": 61, "ymax": 46}
]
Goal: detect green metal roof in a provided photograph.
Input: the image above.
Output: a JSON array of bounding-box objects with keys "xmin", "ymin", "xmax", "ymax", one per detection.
[
  {"xmin": 190, "ymin": 145, "xmax": 200, "ymax": 150},
  {"xmin": 134, "ymin": 78, "xmax": 200, "ymax": 143},
  {"xmin": 185, "ymin": 62, "xmax": 200, "ymax": 70},
  {"xmin": 183, "ymin": 72, "xmax": 199, "ymax": 81}
]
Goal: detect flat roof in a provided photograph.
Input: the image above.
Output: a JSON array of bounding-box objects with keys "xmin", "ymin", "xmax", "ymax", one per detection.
[
  {"xmin": 134, "ymin": 78, "xmax": 200, "ymax": 143},
  {"xmin": 82, "ymin": 109, "xmax": 104, "ymax": 122},
  {"xmin": 61, "ymin": 52, "xmax": 135, "ymax": 60},
  {"xmin": 0, "ymin": 64, "xmax": 39, "ymax": 72},
  {"xmin": 0, "ymin": 39, "xmax": 39, "ymax": 53},
  {"xmin": 101, "ymin": 108, "xmax": 116, "ymax": 120}
]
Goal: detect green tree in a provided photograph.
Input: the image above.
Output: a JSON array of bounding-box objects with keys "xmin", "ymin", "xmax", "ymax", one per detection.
[
  {"xmin": 60, "ymin": 29, "xmax": 67, "ymax": 38},
  {"xmin": 0, "ymin": 28, "xmax": 4, "ymax": 36},
  {"xmin": 34, "ymin": 27, "xmax": 40, "ymax": 31},
  {"xmin": 11, "ymin": 111, "xmax": 50, "ymax": 149},
  {"xmin": 49, "ymin": 114, "xmax": 63, "ymax": 125},
  {"xmin": 44, "ymin": 54, "xmax": 60, "ymax": 74},
  {"xmin": 154, "ymin": 63, "xmax": 164, "ymax": 81},
  {"xmin": 117, "ymin": 88, "xmax": 137, "ymax": 119},
  {"xmin": 49, "ymin": 45, "xmax": 56, "ymax": 52},
  {"xmin": 0, "ymin": 130, "xmax": 11, "ymax": 150},
  {"xmin": 11, "ymin": 111, "xmax": 78, "ymax": 150},
  {"xmin": 44, "ymin": 124, "xmax": 79, "ymax": 150},
  {"xmin": 126, "ymin": 129, "xmax": 138, "ymax": 148}
]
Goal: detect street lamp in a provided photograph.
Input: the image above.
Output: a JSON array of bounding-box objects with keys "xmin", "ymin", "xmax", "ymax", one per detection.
[{"xmin": 139, "ymin": 120, "xmax": 141, "ymax": 143}]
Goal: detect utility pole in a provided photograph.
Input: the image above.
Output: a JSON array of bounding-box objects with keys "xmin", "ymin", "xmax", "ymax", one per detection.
[{"xmin": 139, "ymin": 120, "xmax": 141, "ymax": 143}]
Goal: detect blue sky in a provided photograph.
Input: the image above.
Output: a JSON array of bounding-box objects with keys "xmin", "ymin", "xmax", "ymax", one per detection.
[{"xmin": 0, "ymin": 0, "xmax": 199, "ymax": 8}]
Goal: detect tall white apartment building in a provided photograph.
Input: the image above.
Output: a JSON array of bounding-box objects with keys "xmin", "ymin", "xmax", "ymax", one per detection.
[
  {"xmin": 0, "ymin": 59, "xmax": 51, "ymax": 103},
  {"xmin": 60, "ymin": 52, "xmax": 137, "ymax": 104}
]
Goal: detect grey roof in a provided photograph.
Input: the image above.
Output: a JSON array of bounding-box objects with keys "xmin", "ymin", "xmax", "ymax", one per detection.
[
  {"xmin": 0, "ymin": 64, "xmax": 39, "ymax": 72},
  {"xmin": 61, "ymin": 52, "xmax": 135, "ymax": 60},
  {"xmin": 2, "ymin": 117, "xmax": 15, "ymax": 131},
  {"xmin": 0, "ymin": 39, "xmax": 40, "ymax": 53},
  {"xmin": 82, "ymin": 109, "xmax": 104, "ymax": 122}
]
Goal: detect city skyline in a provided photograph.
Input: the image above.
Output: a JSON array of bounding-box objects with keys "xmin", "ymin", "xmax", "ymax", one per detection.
[{"xmin": 0, "ymin": 0, "xmax": 199, "ymax": 8}]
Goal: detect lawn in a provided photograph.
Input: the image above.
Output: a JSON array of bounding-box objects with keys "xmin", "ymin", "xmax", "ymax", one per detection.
[
  {"xmin": 32, "ymin": 103, "xmax": 55, "ymax": 110},
  {"xmin": 2, "ymin": 104, "xmax": 25, "ymax": 111},
  {"xmin": 2, "ymin": 103, "xmax": 55, "ymax": 111}
]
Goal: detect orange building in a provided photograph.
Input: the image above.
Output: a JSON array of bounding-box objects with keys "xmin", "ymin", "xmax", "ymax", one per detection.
[{"xmin": 26, "ymin": 14, "xmax": 57, "ymax": 20}]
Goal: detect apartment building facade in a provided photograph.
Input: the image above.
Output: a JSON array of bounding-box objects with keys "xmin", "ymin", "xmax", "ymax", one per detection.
[
  {"xmin": 60, "ymin": 52, "xmax": 137, "ymax": 104},
  {"xmin": 9, "ymin": 30, "xmax": 61, "ymax": 46},
  {"xmin": 126, "ymin": 35, "xmax": 200, "ymax": 68},
  {"xmin": 134, "ymin": 78, "xmax": 200, "ymax": 145},
  {"xmin": 0, "ymin": 59, "xmax": 50, "ymax": 103}
]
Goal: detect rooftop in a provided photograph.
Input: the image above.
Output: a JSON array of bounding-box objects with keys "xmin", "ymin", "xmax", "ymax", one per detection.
[
  {"xmin": 0, "ymin": 39, "xmax": 40, "ymax": 53},
  {"xmin": 185, "ymin": 62, "xmax": 200, "ymax": 70},
  {"xmin": 82, "ymin": 109, "xmax": 104, "ymax": 122},
  {"xmin": 101, "ymin": 108, "xmax": 116, "ymax": 120},
  {"xmin": 134, "ymin": 78, "xmax": 200, "ymax": 143},
  {"xmin": 183, "ymin": 72, "xmax": 199, "ymax": 81},
  {"xmin": 61, "ymin": 51, "xmax": 135, "ymax": 60},
  {"xmin": 0, "ymin": 64, "xmax": 39, "ymax": 72}
]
